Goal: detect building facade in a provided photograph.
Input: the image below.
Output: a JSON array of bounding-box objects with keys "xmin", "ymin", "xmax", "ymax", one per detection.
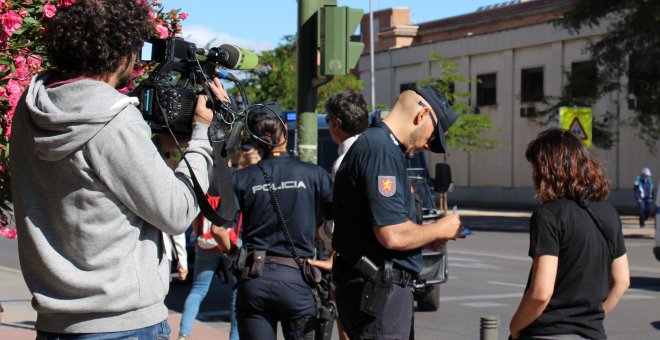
[{"xmin": 356, "ymin": 0, "xmax": 656, "ymax": 211}]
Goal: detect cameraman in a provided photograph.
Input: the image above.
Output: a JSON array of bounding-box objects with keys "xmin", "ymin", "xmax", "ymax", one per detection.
[
  {"xmin": 9, "ymin": 0, "xmax": 227, "ymax": 338},
  {"xmin": 232, "ymin": 102, "xmax": 333, "ymax": 340}
]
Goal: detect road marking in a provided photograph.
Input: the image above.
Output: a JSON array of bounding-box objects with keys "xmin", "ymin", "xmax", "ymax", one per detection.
[
  {"xmin": 441, "ymin": 292, "xmax": 522, "ymax": 302},
  {"xmin": 461, "ymin": 302, "xmax": 508, "ymax": 308},
  {"xmin": 450, "ymin": 251, "xmax": 530, "ymax": 262},
  {"xmin": 0, "ymin": 265, "xmax": 22, "ymax": 275},
  {"xmin": 621, "ymin": 294, "xmax": 657, "ymax": 300},
  {"xmin": 450, "ymin": 262, "xmax": 501, "ymax": 270},
  {"xmin": 629, "ymin": 265, "xmax": 660, "ymax": 274},
  {"xmin": 488, "ymin": 281, "xmax": 526, "ymax": 288}
]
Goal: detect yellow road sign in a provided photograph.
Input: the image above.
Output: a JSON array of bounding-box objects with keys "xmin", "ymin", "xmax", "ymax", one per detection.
[{"xmin": 560, "ymin": 107, "xmax": 592, "ymax": 147}]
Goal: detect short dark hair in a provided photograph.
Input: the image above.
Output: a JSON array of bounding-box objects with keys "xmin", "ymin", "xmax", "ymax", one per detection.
[
  {"xmin": 526, "ymin": 128, "xmax": 610, "ymax": 203},
  {"xmin": 324, "ymin": 90, "xmax": 369, "ymax": 136},
  {"xmin": 44, "ymin": 0, "xmax": 152, "ymax": 75}
]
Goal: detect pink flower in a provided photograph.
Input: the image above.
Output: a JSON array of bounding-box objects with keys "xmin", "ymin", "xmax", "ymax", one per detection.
[
  {"xmin": 135, "ymin": 0, "xmax": 148, "ymax": 6},
  {"xmin": 56, "ymin": 0, "xmax": 76, "ymax": 8},
  {"xmin": 178, "ymin": 12, "xmax": 188, "ymax": 20},
  {"xmin": 131, "ymin": 65, "xmax": 145, "ymax": 79},
  {"xmin": 155, "ymin": 23, "xmax": 168, "ymax": 39},
  {"xmin": 1, "ymin": 11, "xmax": 23, "ymax": 36},
  {"xmin": 3, "ymin": 116, "xmax": 12, "ymax": 139},
  {"xmin": 43, "ymin": 2, "xmax": 57, "ymax": 18},
  {"xmin": 6, "ymin": 79, "xmax": 22, "ymax": 95},
  {"xmin": 8, "ymin": 91, "xmax": 21, "ymax": 108},
  {"xmin": 148, "ymin": 10, "xmax": 157, "ymax": 22},
  {"xmin": 0, "ymin": 227, "xmax": 17, "ymax": 239},
  {"xmin": 14, "ymin": 65, "xmax": 29, "ymax": 80},
  {"xmin": 14, "ymin": 55, "xmax": 26, "ymax": 68},
  {"xmin": 27, "ymin": 54, "xmax": 42, "ymax": 70}
]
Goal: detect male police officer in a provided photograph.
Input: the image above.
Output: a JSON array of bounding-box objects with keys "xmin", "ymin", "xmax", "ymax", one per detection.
[{"xmin": 332, "ymin": 86, "xmax": 466, "ymax": 339}]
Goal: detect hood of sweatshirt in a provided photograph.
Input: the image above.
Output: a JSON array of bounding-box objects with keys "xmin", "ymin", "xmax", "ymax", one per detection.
[{"xmin": 21, "ymin": 71, "xmax": 140, "ymax": 161}]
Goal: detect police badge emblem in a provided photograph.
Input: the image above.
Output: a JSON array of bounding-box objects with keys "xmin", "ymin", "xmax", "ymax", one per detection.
[{"xmin": 378, "ymin": 176, "xmax": 396, "ymax": 197}]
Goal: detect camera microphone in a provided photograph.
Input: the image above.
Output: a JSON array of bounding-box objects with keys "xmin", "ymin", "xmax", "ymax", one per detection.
[{"xmin": 195, "ymin": 44, "xmax": 258, "ymax": 70}]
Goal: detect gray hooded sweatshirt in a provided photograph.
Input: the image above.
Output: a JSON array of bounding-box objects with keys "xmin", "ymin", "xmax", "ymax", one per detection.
[{"xmin": 10, "ymin": 71, "xmax": 213, "ymax": 333}]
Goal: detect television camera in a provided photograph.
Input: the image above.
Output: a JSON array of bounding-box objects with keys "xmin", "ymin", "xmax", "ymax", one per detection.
[{"xmin": 134, "ymin": 37, "xmax": 260, "ymax": 150}]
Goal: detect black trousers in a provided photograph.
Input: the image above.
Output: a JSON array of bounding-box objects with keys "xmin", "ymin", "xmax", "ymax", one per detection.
[
  {"xmin": 236, "ymin": 263, "xmax": 316, "ymax": 340},
  {"xmin": 335, "ymin": 275, "xmax": 414, "ymax": 340}
]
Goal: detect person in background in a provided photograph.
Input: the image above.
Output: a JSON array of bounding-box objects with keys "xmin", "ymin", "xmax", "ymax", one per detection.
[
  {"xmin": 9, "ymin": 1, "xmax": 227, "ymax": 337},
  {"xmin": 177, "ymin": 193, "xmax": 233, "ymax": 340},
  {"xmin": 310, "ymin": 89, "xmax": 369, "ymax": 340},
  {"xmin": 634, "ymin": 167, "xmax": 654, "ymax": 228},
  {"xmin": 509, "ymin": 128, "xmax": 629, "ymax": 339},
  {"xmin": 238, "ymin": 140, "xmax": 261, "ymax": 170},
  {"xmin": 156, "ymin": 134, "xmax": 189, "ymax": 283},
  {"xmin": 325, "ymin": 89, "xmax": 370, "ymax": 181}
]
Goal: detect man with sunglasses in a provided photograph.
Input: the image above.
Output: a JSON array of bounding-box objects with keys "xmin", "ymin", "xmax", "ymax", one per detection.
[{"xmin": 331, "ymin": 86, "xmax": 466, "ymax": 339}]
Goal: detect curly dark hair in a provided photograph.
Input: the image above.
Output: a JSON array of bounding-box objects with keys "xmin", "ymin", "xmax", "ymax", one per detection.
[
  {"xmin": 526, "ymin": 128, "xmax": 610, "ymax": 203},
  {"xmin": 324, "ymin": 90, "xmax": 369, "ymax": 136},
  {"xmin": 43, "ymin": 0, "xmax": 152, "ymax": 75}
]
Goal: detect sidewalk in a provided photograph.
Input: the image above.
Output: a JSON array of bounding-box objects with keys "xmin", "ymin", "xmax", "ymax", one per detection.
[
  {"xmin": 459, "ymin": 209, "xmax": 656, "ymax": 238},
  {"xmin": 0, "ymin": 265, "xmax": 230, "ymax": 340}
]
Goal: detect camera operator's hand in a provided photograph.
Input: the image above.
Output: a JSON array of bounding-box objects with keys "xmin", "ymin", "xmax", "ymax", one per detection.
[{"xmin": 194, "ymin": 78, "xmax": 229, "ymax": 126}]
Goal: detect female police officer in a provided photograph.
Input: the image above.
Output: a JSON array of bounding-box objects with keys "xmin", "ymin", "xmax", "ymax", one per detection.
[{"xmin": 232, "ymin": 101, "xmax": 333, "ymax": 340}]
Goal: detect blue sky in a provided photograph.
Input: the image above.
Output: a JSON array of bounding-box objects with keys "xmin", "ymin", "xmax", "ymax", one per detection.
[{"xmin": 159, "ymin": 0, "xmax": 503, "ymax": 52}]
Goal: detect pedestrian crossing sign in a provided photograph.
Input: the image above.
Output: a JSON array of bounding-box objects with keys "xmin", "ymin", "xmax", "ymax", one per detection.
[{"xmin": 559, "ymin": 107, "xmax": 592, "ymax": 147}]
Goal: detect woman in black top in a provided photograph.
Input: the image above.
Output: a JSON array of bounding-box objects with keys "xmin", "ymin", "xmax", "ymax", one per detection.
[{"xmin": 510, "ymin": 128, "xmax": 630, "ymax": 339}]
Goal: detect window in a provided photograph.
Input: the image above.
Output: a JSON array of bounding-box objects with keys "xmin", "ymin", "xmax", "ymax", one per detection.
[
  {"xmin": 569, "ymin": 61, "xmax": 597, "ymax": 99},
  {"xmin": 476, "ymin": 73, "xmax": 497, "ymax": 106},
  {"xmin": 399, "ymin": 82, "xmax": 417, "ymax": 93},
  {"xmin": 521, "ymin": 67, "xmax": 544, "ymax": 102},
  {"xmin": 628, "ymin": 53, "xmax": 648, "ymax": 97}
]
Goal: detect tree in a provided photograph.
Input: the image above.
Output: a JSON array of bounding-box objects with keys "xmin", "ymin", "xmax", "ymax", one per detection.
[
  {"xmin": 0, "ymin": 0, "xmax": 185, "ymax": 234},
  {"xmin": 241, "ymin": 35, "xmax": 363, "ymax": 111},
  {"xmin": 558, "ymin": 0, "xmax": 660, "ymax": 150},
  {"xmin": 418, "ymin": 52, "xmax": 501, "ymax": 154}
]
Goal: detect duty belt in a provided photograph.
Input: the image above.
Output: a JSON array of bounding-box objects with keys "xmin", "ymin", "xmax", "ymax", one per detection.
[
  {"xmin": 265, "ymin": 255, "xmax": 300, "ymax": 269},
  {"xmin": 385, "ymin": 266, "xmax": 416, "ymax": 286}
]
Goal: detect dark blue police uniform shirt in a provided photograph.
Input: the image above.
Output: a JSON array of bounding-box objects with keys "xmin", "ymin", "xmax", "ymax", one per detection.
[
  {"xmin": 332, "ymin": 123, "xmax": 422, "ymax": 274},
  {"xmin": 233, "ymin": 152, "xmax": 333, "ymax": 258}
]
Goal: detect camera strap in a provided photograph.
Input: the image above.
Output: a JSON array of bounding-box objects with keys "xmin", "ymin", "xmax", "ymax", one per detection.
[{"xmin": 180, "ymin": 141, "xmax": 236, "ymax": 228}]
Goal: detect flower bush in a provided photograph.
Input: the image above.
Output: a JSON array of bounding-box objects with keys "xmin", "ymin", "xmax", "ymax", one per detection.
[{"xmin": 0, "ymin": 0, "xmax": 187, "ymax": 238}]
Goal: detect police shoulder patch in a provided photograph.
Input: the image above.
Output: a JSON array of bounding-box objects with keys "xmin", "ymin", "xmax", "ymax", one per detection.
[{"xmin": 378, "ymin": 176, "xmax": 396, "ymax": 197}]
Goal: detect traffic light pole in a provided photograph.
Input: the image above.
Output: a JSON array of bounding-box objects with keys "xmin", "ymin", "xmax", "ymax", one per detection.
[
  {"xmin": 297, "ymin": 0, "xmax": 362, "ymax": 163},
  {"xmin": 296, "ymin": 0, "xmax": 323, "ymax": 164}
]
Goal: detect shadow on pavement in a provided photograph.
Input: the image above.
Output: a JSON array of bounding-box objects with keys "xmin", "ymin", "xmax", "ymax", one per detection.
[
  {"xmin": 461, "ymin": 215, "xmax": 530, "ymax": 233},
  {"xmin": 630, "ymin": 276, "xmax": 660, "ymax": 292}
]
